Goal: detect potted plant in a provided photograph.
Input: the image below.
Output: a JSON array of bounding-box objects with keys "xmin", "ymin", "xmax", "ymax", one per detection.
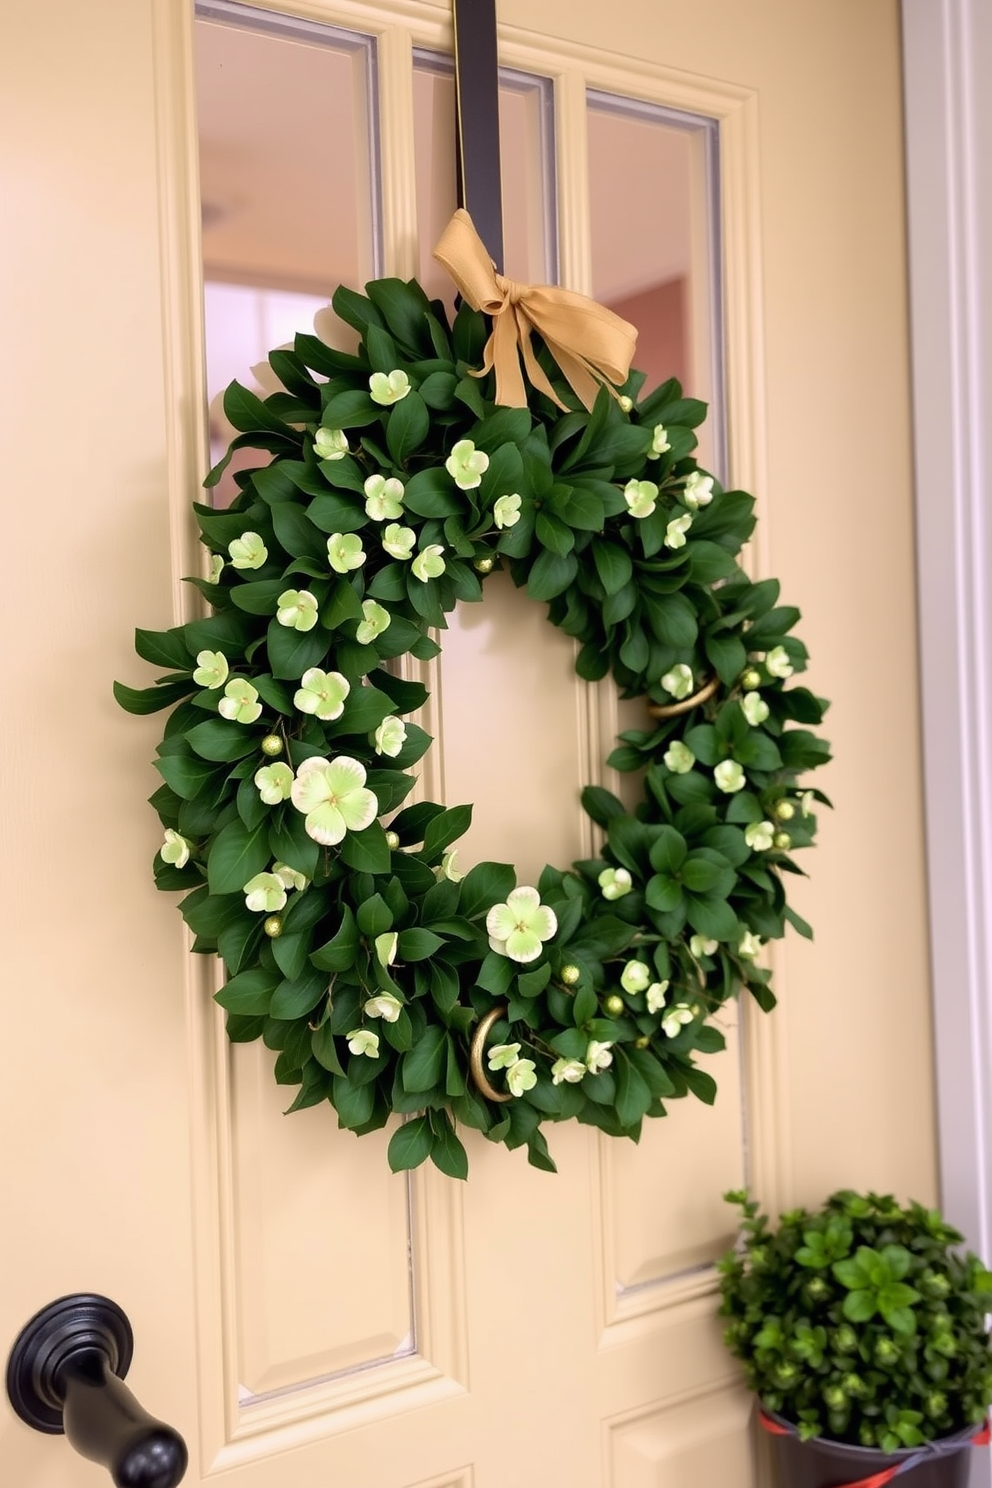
[{"xmin": 717, "ymin": 1189, "xmax": 992, "ymax": 1487}]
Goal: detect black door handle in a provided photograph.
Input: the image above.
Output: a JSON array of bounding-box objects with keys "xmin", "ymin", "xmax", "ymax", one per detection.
[{"xmin": 6, "ymin": 1294, "xmax": 188, "ymax": 1488}]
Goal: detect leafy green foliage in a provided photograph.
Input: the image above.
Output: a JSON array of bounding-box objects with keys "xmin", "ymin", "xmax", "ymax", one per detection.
[
  {"xmin": 718, "ymin": 1190, "xmax": 992, "ymax": 1448},
  {"xmin": 117, "ymin": 275, "xmax": 831, "ymax": 1178}
]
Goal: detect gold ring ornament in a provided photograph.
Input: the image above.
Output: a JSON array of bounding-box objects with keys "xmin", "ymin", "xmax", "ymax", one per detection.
[
  {"xmin": 469, "ymin": 1006, "xmax": 514, "ymax": 1104},
  {"xmin": 116, "ymin": 212, "xmax": 830, "ymax": 1179}
]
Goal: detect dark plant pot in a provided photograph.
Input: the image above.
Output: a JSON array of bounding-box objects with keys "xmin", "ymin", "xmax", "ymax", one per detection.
[{"xmin": 765, "ymin": 1414, "xmax": 976, "ymax": 1488}]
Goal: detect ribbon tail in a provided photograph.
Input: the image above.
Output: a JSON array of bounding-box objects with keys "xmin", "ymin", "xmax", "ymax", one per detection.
[
  {"xmin": 484, "ymin": 307, "xmax": 529, "ymax": 408},
  {"xmin": 517, "ymin": 314, "xmax": 570, "ymax": 411},
  {"xmin": 542, "ymin": 339, "xmax": 606, "ymax": 412}
]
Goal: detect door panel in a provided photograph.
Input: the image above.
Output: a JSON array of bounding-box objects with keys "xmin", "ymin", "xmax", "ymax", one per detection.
[{"xmin": 1, "ymin": 2, "xmax": 933, "ymax": 1486}]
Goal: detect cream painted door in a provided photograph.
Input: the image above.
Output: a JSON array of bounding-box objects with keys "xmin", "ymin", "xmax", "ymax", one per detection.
[{"xmin": 1, "ymin": 3, "xmax": 934, "ymax": 1487}]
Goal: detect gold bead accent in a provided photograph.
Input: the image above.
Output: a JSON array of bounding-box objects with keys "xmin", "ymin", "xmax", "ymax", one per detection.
[
  {"xmin": 774, "ymin": 800, "xmax": 795, "ymax": 821},
  {"xmin": 560, "ymin": 964, "xmax": 581, "ymax": 986},
  {"xmin": 741, "ymin": 669, "xmax": 762, "ymax": 691},
  {"xmin": 618, "ymin": 395, "xmax": 633, "ymax": 413},
  {"xmin": 261, "ymin": 734, "xmax": 283, "ymax": 757},
  {"xmin": 635, "ymin": 1035, "xmax": 651, "ymax": 1050},
  {"xmin": 604, "ymin": 994, "xmax": 625, "ymax": 1017},
  {"xmin": 385, "ymin": 830, "xmax": 401, "ymax": 850},
  {"xmin": 474, "ymin": 556, "xmax": 494, "ymax": 574},
  {"xmin": 774, "ymin": 832, "xmax": 792, "ymax": 850},
  {"xmin": 263, "ymin": 915, "xmax": 283, "ymax": 938}
]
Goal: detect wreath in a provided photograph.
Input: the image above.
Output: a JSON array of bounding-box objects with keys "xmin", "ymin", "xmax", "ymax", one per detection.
[{"xmin": 117, "ymin": 217, "xmax": 830, "ymax": 1177}]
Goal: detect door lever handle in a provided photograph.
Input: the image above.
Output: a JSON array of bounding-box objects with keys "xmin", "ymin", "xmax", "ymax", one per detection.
[{"xmin": 6, "ymin": 1293, "xmax": 188, "ymax": 1488}]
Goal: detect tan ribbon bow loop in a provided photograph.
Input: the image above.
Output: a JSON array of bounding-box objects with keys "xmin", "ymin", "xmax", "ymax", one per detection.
[{"xmin": 432, "ymin": 208, "xmax": 637, "ymax": 411}]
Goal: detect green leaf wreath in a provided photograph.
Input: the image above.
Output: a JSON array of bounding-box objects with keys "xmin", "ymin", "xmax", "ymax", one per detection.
[{"xmin": 117, "ymin": 272, "xmax": 830, "ymax": 1178}]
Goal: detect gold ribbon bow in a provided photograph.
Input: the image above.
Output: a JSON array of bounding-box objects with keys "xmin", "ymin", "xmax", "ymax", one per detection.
[{"xmin": 432, "ymin": 208, "xmax": 638, "ymax": 412}]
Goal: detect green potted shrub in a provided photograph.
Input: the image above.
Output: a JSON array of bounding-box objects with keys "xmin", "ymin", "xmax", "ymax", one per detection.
[{"xmin": 717, "ymin": 1190, "xmax": 992, "ymax": 1487}]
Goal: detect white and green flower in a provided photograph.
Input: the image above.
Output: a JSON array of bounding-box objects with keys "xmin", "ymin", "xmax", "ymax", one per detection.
[
  {"xmin": 193, "ymin": 649, "xmax": 228, "ymax": 689},
  {"xmin": 290, "ymin": 754, "xmax": 379, "ymax": 846},
  {"xmin": 445, "ymin": 439, "xmax": 489, "ymax": 490},
  {"xmin": 365, "ymin": 992, "xmax": 403, "ymax": 1022},
  {"xmin": 272, "ymin": 861, "xmax": 307, "ymax": 892},
  {"xmin": 665, "ymin": 513, "xmax": 693, "ymax": 549},
  {"xmin": 356, "ymin": 599, "xmax": 391, "ymax": 645},
  {"xmin": 682, "ymin": 471, "xmax": 714, "ymax": 509},
  {"xmin": 598, "ymin": 866, "xmax": 632, "ymax": 900},
  {"xmin": 739, "ymin": 931, "xmax": 763, "ymax": 960},
  {"xmin": 243, "ymin": 872, "xmax": 288, "ymax": 914},
  {"xmin": 664, "ymin": 739, "xmax": 695, "ymax": 773},
  {"xmin": 551, "ymin": 1057, "xmax": 587, "ymax": 1085},
  {"xmin": 276, "ymin": 589, "xmax": 319, "ymax": 631},
  {"xmin": 766, "ymin": 645, "xmax": 794, "ymax": 679},
  {"xmin": 294, "ymin": 667, "xmax": 350, "ymax": 721},
  {"xmin": 690, "ymin": 935, "xmax": 718, "ymax": 958},
  {"xmin": 374, "ymin": 932, "xmax": 398, "ymax": 967},
  {"xmin": 488, "ymin": 1043, "xmax": 521, "ymax": 1071},
  {"xmin": 623, "ymin": 478, "xmax": 658, "ymax": 519},
  {"xmin": 745, "ymin": 820, "xmax": 775, "ymax": 852},
  {"xmin": 506, "ymin": 1059, "xmax": 537, "ymax": 1097},
  {"xmin": 662, "ymin": 1004, "xmax": 695, "ymax": 1038},
  {"xmin": 486, "ymin": 886, "xmax": 558, "ymax": 964},
  {"xmin": 494, "ymin": 493, "xmax": 522, "ymax": 528},
  {"xmin": 314, "ymin": 427, "xmax": 349, "ymax": 461},
  {"xmin": 437, "ymin": 849, "xmax": 462, "ymax": 883},
  {"xmin": 228, "ymin": 531, "xmax": 268, "ymax": 570},
  {"xmin": 621, "ymin": 960, "xmax": 652, "ymax": 994},
  {"xmin": 254, "ymin": 761, "xmax": 294, "ymax": 804},
  {"xmin": 382, "ymin": 522, "xmax": 416, "ymax": 560},
  {"xmin": 646, "ymin": 980, "xmax": 670, "ymax": 1014},
  {"xmin": 373, "ymin": 716, "xmax": 406, "ymax": 757},
  {"xmin": 160, "ymin": 829, "xmax": 193, "ymax": 868},
  {"xmin": 714, "ymin": 759, "xmax": 746, "ymax": 793},
  {"xmin": 411, "ymin": 544, "xmax": 446, "ymax": 582},
  {"xmin": 651, "ymin": 425, "xmax": 671, "ymax": 456},
  {"xmin": 208, "ymin": 552, "xmax": 224, "ymax": 585},
  {"xmin": 364, "ymin": 474, "xmax": 405, "ymax": 521},
  {"xmin": 369, "ymin": 369, "xmax": 410, "ymax": 405},
  {"xmin": 218, "ymin": 678, "xmax": 262, "ymax": 724},
  {"xmin": 346, "ymin": 1028, "xmax": 381, "ymax": 1057},
  {"xmin": 661, "ymin": 664, "xmax": 693, "ymax": 700},
  {"xmin": 327, "ymin": 533, "xmax": 366, "ymax": 574},
  {"xmin": 741, "ymin": 691, "xmax": 770, "ymax": 726},
  {"xmin": 585, "ymin": 1040, "xmax": 614, "ymax": 1073}
]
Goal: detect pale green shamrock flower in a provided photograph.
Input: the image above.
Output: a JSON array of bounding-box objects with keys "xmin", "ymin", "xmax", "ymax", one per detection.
[
  {"xmin": 369, "ymin": 369, "xmax": 411, "ymax": 406},
  {"xmin": 290, "ymin": 754, "xmax": 379, "ymax": 846},
  {"xmin": 243, "ymin": 872, "xmax": 288, "ymax": 914},
  {"xmin": 665, "ymin": 513, "xmax": 693, "ymax": 549},
  {"xmin": 624, "ymin": 478, "xmax": 659, "ymax": 519},
  {"xmin": 664, "ymin": 739, "xmax": 695, "ymax": 774},
  {"xmin": 599, "ymin": 866, "xmax": 632, "ymax": 900},
  {"xmin": 365, "ymin": 992, "xmax": 403, "ymax": 1023},
  {"xmin": 356, "ymin": 599, "xmax": 391, "ymax": 645},
  {"xmin": 382, "ymin": 522, "xmax": 416, "ymax": 560},
  {"xmin": 741, "ymin": 691, "xmax": 770, "ymax": 726},
  {"xmin": 272, "ymin": 861, "xmax": 307, "ymax": 892},
  {"xmin": 585, "ymin": 1040, "xmax": 614, "ymax": 1073},
  {"xmin": 714, "ymin": 759, "xmax": 746, "ymax": 793},
  {"xmin": 437, "ymin": 849, "xmax": 463, "ymax": 883},
  {"xmin": 160, "ymin": 829, "xmax": 193, "ymax": 868},
  {"xmin": 314, "ymin": 427, "xmax": 349, "ymax": 461},
  {"xmin": 294, "ymin": 667, "xmax": 350, "ymax": 721},
  {"xmin": 646, "ymin": 980, "xmax": 670, "ymax": 1014},
  {"xmin": 507, "ymin": 1059, "xmax": 538, "ymax": 1097},
  {"xmin": 745, "ymin": 820, "xmax": 776, "ymax": 852},
  {"xmin": 446, "ymin": 438, "xmax": 490, "ymax": 490},
  {"xmin": 193, "ymin": 649, "xmax": 228, "ymax": 689},
  {"xmin": 219, "ymin": 678, "xmax": 262, "ymax": 724},
  {"xmin": 228, "ymin": 531, "xmax": 268, "ymax": 570},
  {"xmin": 800, "ymin": 790, "xmax": 816, "ymax": 817},
  {"xmin": 551, "ymin": 1057, "xmax": 587, "ymax": 1086},
  {"xmin": 364, "ymin": 474, "xmax": 406, "ymax": 521},
  {"xmin": 661, "ymin": 663, "xmax": 694, "ymax": 700},
  {"xmin": 651, "ymin": 424, "xmax": 671, "ymax": 456},
  {"xmin": 690, "ymin": 935, "xmax": 718, "ymax": 958},
  {"xmin": 374, "ymin": 716, "xmax": 407, "ymax": 757},
  {"xmin": 739, "ymin": 931, "xmax": 763, "ymax": 960},
  {"xmin": 208, "ymin": 552, "xmax": 224, "ymax": 584},
  {"xmin": 682, "ymin": 471, "xmax": 715, "ymax": 509},
  {"xmin": 487, "ymin": 886, "xmax": 558, "ymax": 963},
  {"xmin": 621, "ymin": 960, "xmax": 652, "ymax": 994},
  {"xmin": 494, "ymin": 493, "xmax": 522, "ymax": 528},
  {"xmin": 254, "ymin": 761, "xmax": 294, "ymax": 805},
  {"xmin": 488, "ymin": 1043, "xmax": 522, "ymax": 1071},
  {"xmin": 662, "ymin": 1005, "xmax": 695, "ymax": 1038},
  {"xmin": 411, "ymin": 544, "xmax": 446, "ymax": 583},
  {"xmin": 766, "ymin": 644, "xmax": 794, "ymax": 679},
  {"xmin": 346, "ymin": 1028, "xmax": 381, "ymax": 1057},
  {"xmin": 374, "ymin": 931, "xmax": 398, "ymax": 967},
  {"xmin": 276, "ymin": 589, "xmax": 319, "ymax": 631},
  {"xmin": 327, "ymin": 533, "xmax": 366, "ymax": 574}
]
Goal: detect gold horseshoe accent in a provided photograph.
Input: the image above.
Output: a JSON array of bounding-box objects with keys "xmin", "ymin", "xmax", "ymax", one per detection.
[
  {"xmin": 469, "ymin": 1005, "xmax": 513, "ymax": 1104},
  {"xmin": 646, "ymin": 675, "xmax": 719, "ymax": 719}
]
